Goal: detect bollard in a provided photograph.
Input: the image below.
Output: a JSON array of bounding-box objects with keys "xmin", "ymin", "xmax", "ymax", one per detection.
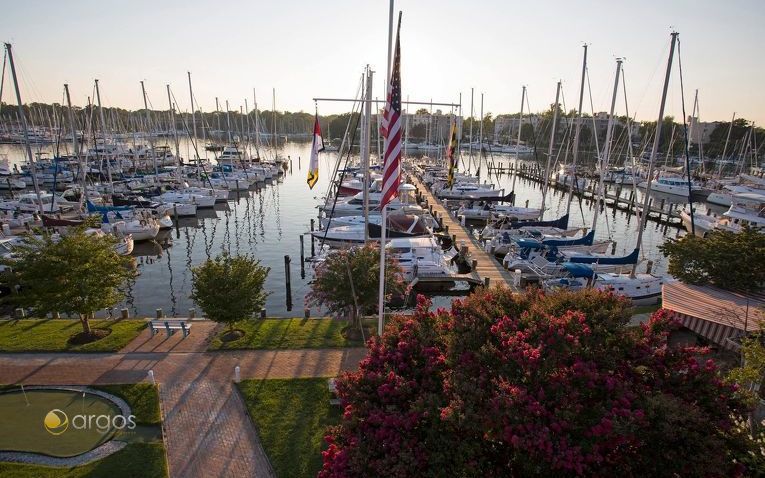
[
  {"xmin": 284, "ymin": 255, "xmax": 293, "ymax": 311},
  {"xmin": 452, "ymin": 234, "xmax": 457, "ymax": 245},
  {"xmin": 298, "ymin": 156, "xmax": 301, "ymax": 169},
  {"xmin": 471, "ymin": 259, "xmax": 478, "ymax": 271},
  {"xmin": 189, "ymin": 308, "xmax": 196, "ymax": 320},
  {"xmin": 444, "ymin": 225, "xmax": 449, "ymax": 233},
  {"xmin": 483, "ymin": 277, "xmax": 491, "ymax": 287},
  {"xmin": 260, "ymin": 309, "xmax": 267, "ymax": 319},
  {"xmin": 300, "ymin": 235, "xmax": 305, "ymax": 264},
  {"xmin": 310, "ymin": 219, "xmax": 316, "ymax": 256},
  {"xmin": 304, "ymin": 308, "xmax": 310, "ymax": 319},
  {"xmin": 234, "ymin": 365, "xmax": 241, "ymax": 383},
  {"xmin": 460, "ymin": 245, "xmax": 468, "ymax": 256},
  {"xmin": 121, "ymin": 308, "xmax": 129, "ymax": 320},
  {"xmin": 147, "ymin": 370, "xmax": 156, "ymax": 385},
  {"xmin": 525, "ymin": 200, "xmax": 529, "ymax": 208},
  {"xmin": 611, "ymin": 241, "xmax": 617, "ymax": 255},
  {"xmin": 156, "ymin": 308, "xmax": 163, "ymax": 319},
  {"xmin": 646, "ymin": 260, "xmax": 654, "ymax": 274}
]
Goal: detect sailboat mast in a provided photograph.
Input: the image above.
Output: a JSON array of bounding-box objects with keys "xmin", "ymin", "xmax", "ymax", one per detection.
[
  {"xmin": 362, "ymin": 67, "xmax": 374, "ymax": 243},
  {"xmin": 511, "ymin": 86, "xmax": 526, "ymax": 198},
  {"xmin": 225, "ymin": 100, "xmax": 232, "ymax": 143},
  {"xmin": 720, "ymin": 112, "xmax": 736, "ymax": 168},
  {"xmin": 94, "ymin": 79, "xmax": 114, "ymax": 193},
  {"xmin": 632, "ymin": 32, "xmax": 679, "ymax": 277},
  {"xmin": 592, "ymin": 58, "xmax": 623, "ymax": 231},
  {"xmin": 140, "ymin": 81, "xmax": 158, "ymax": 177},
  {"xmin": 478, "ymin": 93, "xmax": 484, "ymax": 176},
  {"xmin": 187, "ymin": 72, "xmax": 197, "ymax": 161},
  {"xmin": 166, "ymin": 84, "xmax": 181, "ymax": 182},
  {"xmin": 540, "ymin": 82, "xmax": 560, "ymax": 219},
  {"xmin": 272, "ymin": 88, "xmax": 276, "ymax": 154},
  {"xmin": 469, "ymin": 88, "xmax": 474, "ymax": 171},
  {"xmin": 64, "ymin": 84, "xmax": 85, "ymax": 205},
  {"xmin": 566, "ymin": 44, "xmax": 588, "ymax": 215},
  {"xmin": 215, "ymin": 97, "xmax": 222, "ymax": 141}
]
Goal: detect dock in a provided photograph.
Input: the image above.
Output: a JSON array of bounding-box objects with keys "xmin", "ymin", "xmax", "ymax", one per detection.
[{"xmin": 409, "ymin": 175, "xmax": 516, "ymax": 289}]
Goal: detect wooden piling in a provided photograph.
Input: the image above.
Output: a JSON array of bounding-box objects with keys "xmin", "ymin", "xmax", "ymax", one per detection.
[{"xmin": 284, "ymin": 255, "xmax": 292, "ymax": 311}]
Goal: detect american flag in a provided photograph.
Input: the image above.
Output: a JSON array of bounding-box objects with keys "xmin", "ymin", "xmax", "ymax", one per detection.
[{"xmin": 380, "ymin": 16, "xmax": 402, "ymax": 208}]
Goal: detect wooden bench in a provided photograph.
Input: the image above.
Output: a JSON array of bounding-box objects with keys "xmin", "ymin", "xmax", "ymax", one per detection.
[
  {"xmin": 328, "ymin": 378, "xmax": 341, "ymax": 406},
  {"xmin": 149, "ymin": 319, "xmax": 191, "ymax": 338}
]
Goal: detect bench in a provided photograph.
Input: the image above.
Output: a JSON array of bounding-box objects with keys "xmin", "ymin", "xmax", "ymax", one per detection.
[
  {"xmin": 149, "ymin": 319, "xmax": 191, "ymax": 338},
  {"xmin": 328, "ymin": 378, "xmax": 341, "ymax": 406}
]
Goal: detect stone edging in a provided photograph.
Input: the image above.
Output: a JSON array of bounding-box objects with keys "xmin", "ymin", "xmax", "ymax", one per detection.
[{"xmin": 0, "ymin": 385, "xmax": 132, "ymax": 467}]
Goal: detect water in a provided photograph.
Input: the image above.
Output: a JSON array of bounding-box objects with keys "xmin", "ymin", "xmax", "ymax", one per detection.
[{"xmin": 0, "ymin": 140, "xmax": 707, "ymax": 317}]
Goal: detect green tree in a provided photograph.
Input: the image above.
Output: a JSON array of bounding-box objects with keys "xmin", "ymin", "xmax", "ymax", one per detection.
[
  {"xmin": 2, "ymin": 229, "xmax": 135, "ymax": 337},
  {"xmin": 415, "ymin": 108, "xmax": 429, "ymax": 115},
  {"xmin": 308, "ymin": 244, "xmax": 405, "ymax": 328},
  {"xmin": 191, "ymin": 253, "xmax": 270, "ymax": 331},
  {"xmin": 659, "ymin": 227, "xmax": 765, "ymax": 292}
]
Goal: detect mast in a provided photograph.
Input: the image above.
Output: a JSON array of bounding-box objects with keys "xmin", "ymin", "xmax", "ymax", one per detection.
[
  {"xmin": 187, "ymin": 72, "xmax": 197, "ymax": 161},
  {"xmin": 166, "ymin": 84, "xmax": 181, "ymax": 183},
  {"xmin": 64, "ymin": 84, "xmax": 85, "ymax": 208},
  {"xmin": 592, "ymin": 58, "xmax": 623, "ymax": 231},
  {"xmin": 215, "ymin": 97, "xmax": 222, "ymax": 141},
  {"xmin": 404, "ymin": 94, "xmax": 410, "ymax": 157},
  {"xmin": 362, "ymin": 67, "xmax": 374, "ymax": 243},
  {"xmin": 94, "ymin": 79, "xmax": 114, "ymax": 193},
  {"xmin": 225, "ymin": 100, "xmax": 232, "ymax": 143},
  {"xmin": 469, "ymin": 88, "xmax": 474, "ymax": 171},
  {"xmin": 272, "ymin": 88, "xmax": 277, "ymax": 155},
  {"xmin": 632, "ymin": 32, "xmax": 679, "ymax": 277},
  {"xmin": 253, "ymin": 90, "xmax": 260, "ymax": 154},
  {"xmin": 245, "ymin": 98, "xmax": 252, "ymax": 159},
  {"xmin": 720, "ymin": 112, "xmax": 736, "ymax": 174},
  {"xmin": 140, "ymin": 81, "xmax": 158, "ymax": 177},
  {"xmin": 566, "ymin": 44, "xmax": 588, "ymax": 215},
  {"xmin": 540, "ymin": 82, "xmax": 560, "ymax": 219},
  {"xmin": 511, "ymin": 86, "xmax": 526, "ymax": 198},
  {"xmin": 478, "ymin": 93, "xmax": 484, "ymax": 176}
]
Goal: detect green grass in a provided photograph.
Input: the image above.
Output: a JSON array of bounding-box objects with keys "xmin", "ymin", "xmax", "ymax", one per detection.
[
  {"xmin": 208, "ymin": 318, "xmax": 365, "ymax": 350},
  {"xmin": 94, "ymin": 384, "xmax": 161, "ymax": 426},
  {"xmin": 0, "ymin": 384, "xmax": 166, "ymax": 477},
  {"xmin": 0, "ymin": 442, "xmax": 167, "ymax": 478},
  {"xmin": 0, "ymin": 319, "xmax": 146, "ymax": 353},
  {"xmin": 237, "ymin": 378, "xmax": 341, "ymax": 478}
]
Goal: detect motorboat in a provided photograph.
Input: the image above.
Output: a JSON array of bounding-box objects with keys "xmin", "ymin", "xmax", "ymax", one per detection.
[
  {"xmin": 311, "ymin": 213, "xmax": 432, "ymax": 248},
  {"xmin": 158, "ymin": 191, "xmax": 215, "ymax": 208},
  {"xmin": 637, "ymin": 174, "xmax": 704, "ymax": 197},
  {"xmin": 457, "ymin": 201, "xmax": 541, "ymax": 221}
]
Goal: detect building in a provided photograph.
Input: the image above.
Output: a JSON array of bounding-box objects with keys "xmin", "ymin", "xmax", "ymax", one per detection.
[{"xmin": 662, "ymin": 281, "xmax": 764, "ymax": 350}]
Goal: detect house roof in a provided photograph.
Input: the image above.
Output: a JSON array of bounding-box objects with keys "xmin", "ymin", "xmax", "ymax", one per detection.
[{"xmin": 662, "ymin": 282, "xmax": 765, "ymax": 333}]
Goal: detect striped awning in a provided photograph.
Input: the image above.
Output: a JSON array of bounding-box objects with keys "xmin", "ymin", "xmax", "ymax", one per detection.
[{"xmin": 667, "ymin": 310, "xmax": 743, "ymax": 351}]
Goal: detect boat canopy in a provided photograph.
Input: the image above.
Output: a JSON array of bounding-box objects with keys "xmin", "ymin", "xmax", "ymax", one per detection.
[
  {"xmin": 568, "ymin": 248, "xmax": 639, "ymax": 265},
  {"xmin": 543, "ymin": 230, "xmax": 594, "ymax": 247},
  {"xmin": 510, "ymin": 213, "xmax": 569, "ymax": 230},
  {"xmin": 562, "ymin": 262, "xmax": 597, "ymax": 278}
]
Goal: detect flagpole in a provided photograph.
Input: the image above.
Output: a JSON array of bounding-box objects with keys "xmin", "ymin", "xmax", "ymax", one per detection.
[
  {"xmin": 386, "ymin": 0, "xmax": 394, "ymax": 88},
  {"xmin": 377, "ymin": 203, "xmax": 387, "ymax": 336}
]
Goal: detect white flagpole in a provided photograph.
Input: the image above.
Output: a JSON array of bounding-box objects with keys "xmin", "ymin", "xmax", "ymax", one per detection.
[{"xmin": 377, "ymin": 204, "xmax": 388, "ymax": 336}]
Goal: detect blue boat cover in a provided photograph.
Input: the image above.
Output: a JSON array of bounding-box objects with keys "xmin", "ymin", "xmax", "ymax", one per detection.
[
  {"xmin": 510, "ymin": 213, "xmax": 569, "ymax": 230},
  {"xmin": 568, "ymin": 248, "xmax": 639, "ymax": 265},
  {"xmin": 543, "ymin": 230, "xmax": 595, "ymax": 247},
  {"xmin": 562, "ymin": 262, "xmax": 597, "ymax": 278}
]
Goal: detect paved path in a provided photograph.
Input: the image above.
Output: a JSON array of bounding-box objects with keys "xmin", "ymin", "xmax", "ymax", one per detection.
[{"xmin": 0, "ymin": 323, "xmax": 367, "ymax": 478}]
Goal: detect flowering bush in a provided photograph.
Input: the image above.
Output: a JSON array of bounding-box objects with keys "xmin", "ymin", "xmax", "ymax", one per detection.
[{"xmin": 320, "ymin": 288, "xmax": 763, "ymax": 477}]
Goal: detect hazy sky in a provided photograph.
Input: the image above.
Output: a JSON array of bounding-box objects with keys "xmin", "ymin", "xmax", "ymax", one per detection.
[{"xmin": 2, "ymin": 0, "xmax": 763, "ymax": 124}]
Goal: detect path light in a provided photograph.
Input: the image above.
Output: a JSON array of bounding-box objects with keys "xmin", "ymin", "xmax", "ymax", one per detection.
[
  {"xmin": 148, "ymin": 370, "xmax": 156, "ymax": 384},
  {"xmin": 234, "ymin": 366, "xmax": 241, "ymax": 383}
]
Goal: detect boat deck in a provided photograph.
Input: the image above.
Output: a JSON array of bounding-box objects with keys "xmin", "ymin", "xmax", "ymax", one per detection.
[{"xmin": 409, "ymin": 175, "xmax": 517, "ymax": 290}]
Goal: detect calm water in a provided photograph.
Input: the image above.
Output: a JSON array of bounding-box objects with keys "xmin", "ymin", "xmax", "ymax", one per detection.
[{"xmin": 0, "ymin": 140, "xmax": 706, "ymax": 317}]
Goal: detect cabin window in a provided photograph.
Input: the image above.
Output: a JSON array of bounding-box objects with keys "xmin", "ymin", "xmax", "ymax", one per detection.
[{"xmin": 618, "ymin": 287, "xmax": 624, "ymax": 291}]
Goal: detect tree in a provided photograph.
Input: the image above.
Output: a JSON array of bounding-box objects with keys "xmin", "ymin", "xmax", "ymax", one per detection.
[
  {"xmin": 415, "ymin": 108, "xmax": 429, "ymax": 115},
  {"xmin": 659, "ymin": 226, "xmax": 765, "ymax": 292},
  {"xmin": 2, "ymin": 229, "xmax": 135, "ymax": 337},
  {"xmin": 308, "ymin": 244, "xmax": 405, "ymax": 328},
  {"xmin": 321, "ymin": 288, "xmax": 763, "ymax": 477},
  {"xmin": 190, "ymin": 253, "xmax": 269, "ymax": 331}
]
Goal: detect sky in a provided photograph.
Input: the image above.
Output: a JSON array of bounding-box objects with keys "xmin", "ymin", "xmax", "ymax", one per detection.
[{"xmin": 1, "ymin": 0, "xmax": 764, "ymax": 124}]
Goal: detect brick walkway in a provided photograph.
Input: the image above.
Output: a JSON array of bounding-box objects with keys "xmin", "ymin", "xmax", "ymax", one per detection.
[{"xmin": 0, "ymin": 324, "xmax": 367, "ymax": 478}]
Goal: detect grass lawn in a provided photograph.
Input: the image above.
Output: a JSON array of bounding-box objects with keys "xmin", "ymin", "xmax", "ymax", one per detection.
[
  {"xmin": 0, "ymin": 319, "xmax": 146, "ymax": 353},
  {"xmin": 0, "ymin": 442, "xmax": 167, "ymax": 478},
  {"xmin": 237, "ymin": 378, "xmax": 340, "ymax": 478},
  {"xmin": 0, "ymin": 383, "xmax": 167, "ymax": 477},
  {"xmin": 94, "ymin": 383, "xmax": 161, "ymax": 426},
  {"xmin": 208, "ymin": 318, "xmax": 367, "ymax": 350}
]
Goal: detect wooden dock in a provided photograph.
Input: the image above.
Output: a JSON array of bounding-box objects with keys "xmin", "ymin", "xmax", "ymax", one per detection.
[{"xmin": 410, "ymin": 176, "xmax": 516, "ymax": 289}]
